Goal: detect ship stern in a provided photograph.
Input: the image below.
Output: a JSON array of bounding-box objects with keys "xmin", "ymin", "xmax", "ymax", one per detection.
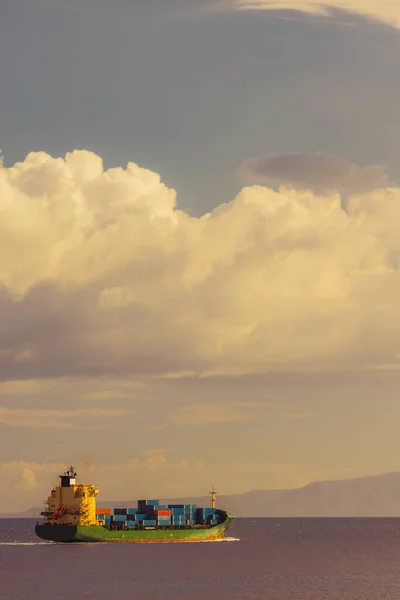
[{"xmin": 35, "ymin": 523, "xmax": 79, "ymax": 543}]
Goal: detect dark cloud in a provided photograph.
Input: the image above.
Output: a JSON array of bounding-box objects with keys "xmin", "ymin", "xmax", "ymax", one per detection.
[{"xmin": 240, "ymin": 153, "xmax": 391, "ymax": 195}]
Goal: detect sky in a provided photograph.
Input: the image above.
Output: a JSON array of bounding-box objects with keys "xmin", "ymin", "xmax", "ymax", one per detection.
[{"xmin": 1, "ymin": 0, "xmax": 400, "ymax": 512}]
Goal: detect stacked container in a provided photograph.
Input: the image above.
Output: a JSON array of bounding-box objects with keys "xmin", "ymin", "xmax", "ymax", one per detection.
[
  {"xmin": 168, "ymin": 504, "xmax": 196, "ymax": 527},
  {"xmin": 195, "ymin": 507, "xmax": 219, "ymax": 525},
  {"xmin": 114, "ymin": 508, "xmax": 127, "ymax": 515},
  {"xmin": 96, "ymin": 499, "xmax": 220, "ymax": 529},
  {"xmin": 96, "ymin": 508, "xmax": 112, "ymax": 525},
  {"xmin": 142, "ymin": 519, "xmax": 157, "ymax": 527},
  {"xmin": 113, "ymin": 514, "xmax": 126, "ymax": 522}
]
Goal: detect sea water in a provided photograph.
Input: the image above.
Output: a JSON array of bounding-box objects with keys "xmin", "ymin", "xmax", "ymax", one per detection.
[{"xmin": 2, "ymin": 518, "xmax": 400, "ymax": 599}]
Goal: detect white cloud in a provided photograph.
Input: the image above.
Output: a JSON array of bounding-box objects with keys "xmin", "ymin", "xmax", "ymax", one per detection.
[
  {"xmin": 2, "ymin": 149, "xmax": 400, "ymax": 382},
  {"xmin": 235, "ymin": 0, "xmax": 400, "ymax": 30}
]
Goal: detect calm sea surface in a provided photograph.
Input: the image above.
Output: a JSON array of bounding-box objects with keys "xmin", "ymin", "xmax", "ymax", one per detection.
[{"xmin": 2, "ymin": 518, "xmax": 400, "ymax": 599}]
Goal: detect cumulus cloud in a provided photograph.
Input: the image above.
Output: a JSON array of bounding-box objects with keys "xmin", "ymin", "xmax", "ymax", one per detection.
[
  {"xmin": 14, "ymin": 468, "xmax": 37, "ymax": 492},
  {"xmin": 240, "ymin": 153, "xmax": 390, "ymax": 196},
  {"xmin": 235, "ymin": 0, "xmax": 400, "ymax": 30},
  {"xmin": 2, "ymin": 149, "xmax": 400, "ymax": 381}
]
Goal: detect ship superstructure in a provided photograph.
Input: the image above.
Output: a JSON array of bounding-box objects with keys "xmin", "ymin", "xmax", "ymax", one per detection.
[{"xmin": 41, "ymin": 466, "xmax": 98, "ymax": 526}]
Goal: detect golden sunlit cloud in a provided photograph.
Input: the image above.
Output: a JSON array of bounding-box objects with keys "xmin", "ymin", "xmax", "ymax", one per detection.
[{"xmin": 1, "ymin": 150, "xmax": 400, "ymax": 382}]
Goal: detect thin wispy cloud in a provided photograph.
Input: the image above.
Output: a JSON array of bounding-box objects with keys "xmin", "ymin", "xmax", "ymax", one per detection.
[
  {"xmin": 0, "ymin": 380, "xmax": 46, "ymax": 395},
  {"xmin": 78, "ymin": 390, "xmax": 136, "ymax": 401},
  {"xmin": 235, "ymin": 0, "xmax": 400, "ymax": 29},
  {"xmin": 283, "ymin": 412, "xmax": 320, "ymax": 419},
  {"xmin": 171, "ymin": 401, "xmax": 271, "ymax": 424},
  {"xmin": 0, "ymin": 407, "xmax": 131, "ymax": 429}
]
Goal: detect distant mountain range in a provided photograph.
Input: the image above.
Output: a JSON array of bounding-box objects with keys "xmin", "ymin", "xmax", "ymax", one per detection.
[{"xmin": 3, "ymin": 471, "xmax": 400, "ymax": 518}]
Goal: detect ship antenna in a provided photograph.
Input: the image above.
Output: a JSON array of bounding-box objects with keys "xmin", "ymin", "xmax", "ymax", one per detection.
[{"xmin": 209, "ymin": 486, "xmax": 218, "ymax": 509}]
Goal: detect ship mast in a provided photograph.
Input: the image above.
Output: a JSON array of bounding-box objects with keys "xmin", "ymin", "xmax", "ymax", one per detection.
[
  {"xmin": 60, "ymin": 466, "xmax": 77, "ymax": 487},
  {"xmin": 209, "ymin": 486, "xmax": 218, "ymax": 509}
]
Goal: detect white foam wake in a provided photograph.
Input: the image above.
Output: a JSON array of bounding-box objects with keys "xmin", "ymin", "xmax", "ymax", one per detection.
[{"xmin": 0, "ymin": 541, "xmax": 51, "ymax": 546}]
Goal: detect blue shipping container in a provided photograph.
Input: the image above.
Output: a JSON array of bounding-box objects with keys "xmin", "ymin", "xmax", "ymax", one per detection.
[
  {"xmin": 114, "ymin": 508, "xmax": 128, "ymax": 515},
  {"xmin": 138, "ymin": 500, "xmax": 159, "ymax": 506},
  {"xmin": 126, "ymin": 520, "xmax": 137, "ymax": 527},
  {"xmin": 143, "ymin": 520, "xmax": 157, "ymax": 526},
  {"xmin": 127, "ymin": 508, "xmax": 138, "ymax": 515},
  {"xmin": 112, "ymin": 515, "xmax": 126, "ymax": 522}
]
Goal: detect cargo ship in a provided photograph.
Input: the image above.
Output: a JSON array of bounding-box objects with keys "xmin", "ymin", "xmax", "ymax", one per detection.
[{"xmin": 35, "ymin": 466, "xmax": 234, "ymax": 543}]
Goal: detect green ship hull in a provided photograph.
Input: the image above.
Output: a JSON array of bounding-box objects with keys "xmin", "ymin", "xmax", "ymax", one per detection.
[{"xmin": 35, "ymin": 515, "xmax": 234, "ymax": 543}]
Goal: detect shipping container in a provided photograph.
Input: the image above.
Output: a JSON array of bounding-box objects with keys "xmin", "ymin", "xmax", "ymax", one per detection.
[
  {"xmin": 112, "ymin": 515, "xmax": 126, "ymax": 522},
  {"xmin": 171, "ymin": 507, "xmax": 184, "ymax": 514},
  {"xmin": 135, "ymin": 514, "xmax": 147, "ymax": 520},
  {"xmin": 172, "ymin": 517, "xmax": 184, "ymax": 524},
  {"xmin": 138, "ymin": 500, "xmax": 159, "ymax": 506},
  {"xmin": 114, "ymin": 508, "xmax": 128, "ymax": 515},
  {"xmin": 156, "ymin": 509, "xmax": 171, "ymax": 516},
  {"xmin": 143, "ymin": 519, "xmax": 157, "ymax": 527},
  {"xmin": 96, "ymin": 508, "xmax": 111, "ymax": 515},
  {"xmin": 126, "ymin": 520, "xmax": 137, "ymax": 527},
  {"xmin": 141, "ymin": 504, "xmax": 156, "ymax": 512},
  {"xmin": 127, "ymin": 508, "xmax": 138, "ymax": 515}
]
